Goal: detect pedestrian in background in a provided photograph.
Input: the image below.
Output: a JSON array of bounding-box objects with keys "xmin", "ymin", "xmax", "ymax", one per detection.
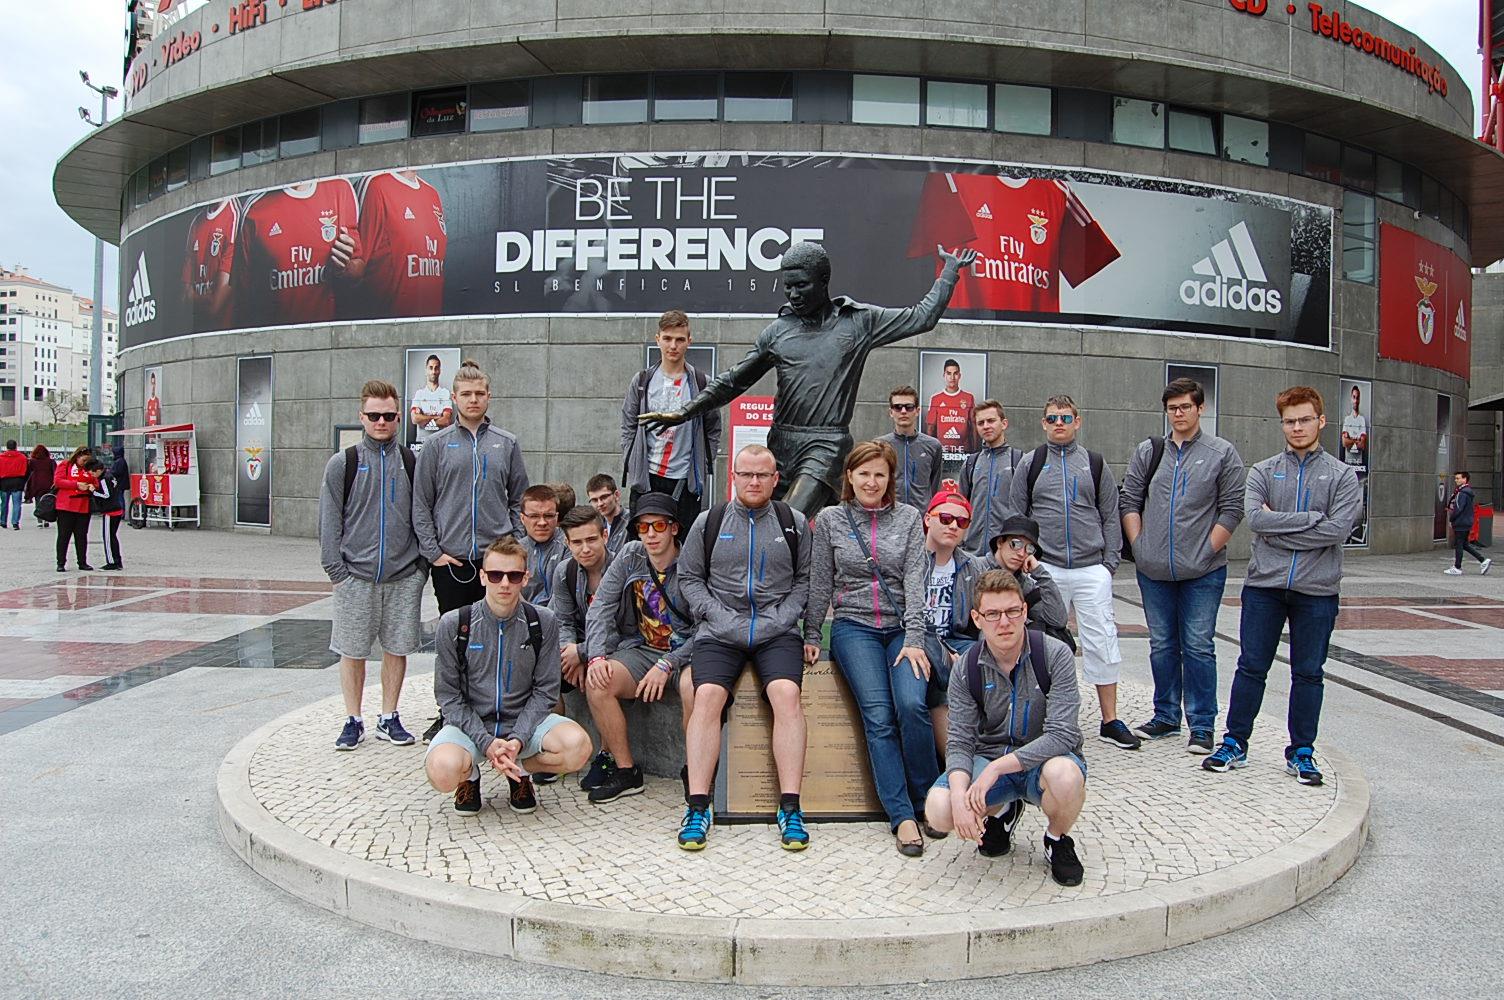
[
  {"xmin": 24, "ymin": 444, "xmax": 55, "ymax": 528},
  {"xmin": 1445, "ymin": 471, "xmax": 1492, "ymax": 576},
  {"xmin": 97, "ymin": 444, "xmax": 129, "ymax": 570},
  {"xmin": 0, "ymin": 440, "xmax": 27, "ymax": 530},
  {"xmin": 53, "ymin": 446, "xmax": 98, "ymax": 572}
]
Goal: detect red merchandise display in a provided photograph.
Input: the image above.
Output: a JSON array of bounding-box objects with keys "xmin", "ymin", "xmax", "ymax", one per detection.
[{"xmin": 111, "ymin": 423, "xmax": 201, "ymax": 529}]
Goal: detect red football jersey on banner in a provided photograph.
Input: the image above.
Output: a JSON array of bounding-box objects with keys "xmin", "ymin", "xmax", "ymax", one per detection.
[
  {"xmin": 907, "ymin": 173, "xmax": 1120, "ymax": 313},
  {"xmin": 359, "ymin": 171, "xmax": 447, "ymax": 317},
  {"xmin": 181, "ymin": 199, "xmax": 238, "ymax": 330},
  {"xmin": 238, "ymin": 180, "xmax": 361, "ymax": 326},
  {"xmin": 926, "ymin": 389, "xmax": 977, "ymax": 453}
]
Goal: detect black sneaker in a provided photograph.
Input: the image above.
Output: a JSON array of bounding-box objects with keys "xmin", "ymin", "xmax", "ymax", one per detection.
[
  {"xmin": 508, "ymin": 775, "xmax": 538, "ymax": 814},
  {"xmin": 1187, "ymin": 730, "xmax": 1215, "ymax": 755},
  {"xmin": 533, "ymin": 771, "xmax": 560, "ymax": 785},
  {"xmin": 588, "ymin": 765, "xmax": 645, "ymax": 804},
  {"xmin": 580, "ymin": 751, "xmax": 617, "ymax": 791},
  {"xmin": 1133, "ymin": 719, "xmax": 1181, "ymax": 741},
  {"xmin": 420, "ymin": 714, "xmax": 444, "ymax": 744},
  {"xmin": 1045, "ymin": 833, "xmax": 1084, "ymax": 886},
  {"xmin": 978, "ymin": 800, "xmax": 1024, "ymax": 858},
  {"xmin": 1099, "ymin": 720, "xmax": 1142, "ymax": 750},
  {"xmin": 374, "ymin": 713, "xmax": 415, "ymax": 746},
  {"xmin": 334, "ymin": 717, "xmax": 363, "ymax": 751},
  {"xmin": 453, "ymin": 775, "xmax": 482, "ymax": 815}
]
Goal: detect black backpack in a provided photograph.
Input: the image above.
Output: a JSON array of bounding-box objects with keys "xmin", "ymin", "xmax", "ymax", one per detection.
[
  {"xmin": 964, "ymin": 629, "xmax": 1052, "ymax": 729},
  {"xmin": 702, "ymin": 500, "xmax": 800, "ymax": 568},
  {"xmin": 34, "ymin": 490, "xmax": 58, "ymax": 523},
  {"xmin": 454, "ymin": 601, "xmax": 544, "ymax": 681},
  {"xmin": 1023, "ymin": 585, "xmax": 1078, "ymax": 654},
  {"xmin": 1024, "ymin": 443, "xmax": 1146, "ymax": 564},
  {"xmin": 342, "ymin": 443, "xmax": 416, "ymax": 508},
  {"xmin": 1120, "ymin": 437, "xmax": 1167, "ymax": 564}
]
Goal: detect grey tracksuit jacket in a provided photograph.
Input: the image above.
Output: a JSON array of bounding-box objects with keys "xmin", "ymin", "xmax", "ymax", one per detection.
[
  {"xmin": 619, "ymin": 362, "xmax": 722, "ymax": 496},
  {"xmin": 1009, "ymin": 442, "xmax": 1123, "ymax": 573},
  {"xmin": 1119, "ymin": 431, "xmax": 1246, "ymax": 583},
  {"xmin": 678, "ymin": 498, "xmax": 812, "ymax": 650},
  {"xmin": 521, "ymin": 531, "xmax": 568, "ymax": 607},
  {"xmin": 804, "ymin": 501, "xmax": 928, "ymax": 647},
  {"xmin": 945, "ymin": 633, "xmax": 1083, "ymax": 775},
  {"xmin": 584, "ymin": 540, "xmax": 696, "ymax": 674},
  {"xmin": 551, "ymin": 551, "xmax": 612, "ymax": 653},
  {"xmin": 604, "ymin": 508, "xmax": 631, "ymax": 556},
  {"xmin": 317, "ymin": 434, "xmax": 421, "ymax": 584},
  {"xmin": 433, "ymin": 599, "xmax": 562, "ymax": 757},
  {"xmin": 958, "ymin": 442, "xmax": 1024, "ymax": 556},
  {"xmin": 1243, "ymin": 446, "xmax": 1362, "ymax": 597},
  {"xmin": 876, "ymin": 431, "xmax": 945, "ymax": 510},
  {"xmin": 412, "ymin": 419, "xmax": 530, "ymax": 564}
]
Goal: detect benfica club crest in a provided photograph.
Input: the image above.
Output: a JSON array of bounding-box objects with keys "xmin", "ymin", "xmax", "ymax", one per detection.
[
  {"xmin": 433, "ymin": 206, "xmax": 447, "ymax": 236},
  {"xmin": 244, "ymin": 446, "xmax": 264, "ymax": 481},
  {"xmin": 1027, "ymin": 212, "xmax": 1049, "ymax": 245},
  {"xmin": 210, "ymin": 230, "xmax": 223, "ymax": 257},
  {"xmin": 1414, "ymin": 274, "xmax": 1438, "ymax": 345},
  {"xmin": 320, "ymin": 213, "xmax": 338, "ymax": 243}
]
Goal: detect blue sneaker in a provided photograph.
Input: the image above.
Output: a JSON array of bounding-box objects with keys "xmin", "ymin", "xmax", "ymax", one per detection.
[
  {"xmin": 1201, "ymin": 736, "xmax": 1247, "ymax": 773},
  {"xmin": 335, "ymin": 717, "xmax": 364, "ymax": 751},
  {"xmin": 1286, "ymin": 748, "xmax": 1324, "ymax": 786},
  {"xmin": 374, "ymin": 712, "xmax": 415, "ymax": 746},
  {"xmin": 678, "ymin": 805, "xmax": 713, "ymax": 851},
  {"xmin": 777, "ymin": 806, "xmax": 810, "ymax": 851}
]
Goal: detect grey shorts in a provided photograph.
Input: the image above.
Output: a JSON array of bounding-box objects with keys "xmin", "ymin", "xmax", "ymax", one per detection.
[
  {"xmin": 329, "ymin": 568, "xmax": 425, "ymax": 660},
  {"xmin": 610, "ymin": 644, "xmax": 670, "ymax": 682}
]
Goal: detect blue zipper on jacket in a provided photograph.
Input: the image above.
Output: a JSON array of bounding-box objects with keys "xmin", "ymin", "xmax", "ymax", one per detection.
[
  {"xmin": 376, "ymin": 444, "xmax": 387, "ymax": 582},
  {"xmin": 746, "ymin": 510, "xmax": 758, "ymax": 646},
  {"xmin": 1286, "ymin": 454, "xmax": 1311, "ymax": 589},
  {"xmin": 1168, "ymin": 442, "xmax": 1184, "ymax": 581}
]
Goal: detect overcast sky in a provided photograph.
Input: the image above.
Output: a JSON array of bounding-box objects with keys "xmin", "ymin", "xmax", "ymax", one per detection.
[{"xmin": 0, "ymin": 0, "xmax": 1487, "ymax": 311}]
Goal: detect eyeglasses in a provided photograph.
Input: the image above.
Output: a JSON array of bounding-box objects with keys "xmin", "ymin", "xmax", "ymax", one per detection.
[
  {"xmin": 976, "ymin": 607, "xmax": 1027, "ymax": 623},
  {"xmin": 1005, "ymin": 538, "xmax": 1037, "ymax": 555},
  {"xmin": 1044, "ymin": 414, "xmax": 1076, "ymax": 425},
  {"xmin": 482, "ymin": 569, "xmax": 527, "ymax": 585},
  {"xmin": 1281, "ymin": 416, "xmax": 1319, "ymax": 428},
  {"xmin": 890, "ymin": 402, "xmax": 918, "ymax": 412},
  {"xmin": 635, "ymin": 518, "xmax": 674, "ymax": 535},
  {"xmin": 932, "ymin": 512, "xmax": 970, "ymax": 528},
  {"xmin": 362, "ymin": 411, "xmax": 399, "ymax": 423},
  {"xmin": 1165, "ymin": 403, "xmax": 1198, "ymax": 414},
  {"xmin": 734, "ymin": 470, "xmax": 776, "ymax": 481}
]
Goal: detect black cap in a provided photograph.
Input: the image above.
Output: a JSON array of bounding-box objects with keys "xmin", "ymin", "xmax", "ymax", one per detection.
[
  {"xmin": 630, "ymin": 492, "xmax": 678, "ymax": 525},
  {"xmin": 989, "ymin": 514, "xmax": 1040, "ymax": 554}
]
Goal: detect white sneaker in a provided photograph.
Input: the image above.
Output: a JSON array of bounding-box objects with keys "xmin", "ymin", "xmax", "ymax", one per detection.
[
  {"xmin": 1482, "ymin": 558, "xmax": 1493, "ymax": 575},
  {"xmin": 1444, "ymin": 567, "xmax": 1464, "ymax": 575}
]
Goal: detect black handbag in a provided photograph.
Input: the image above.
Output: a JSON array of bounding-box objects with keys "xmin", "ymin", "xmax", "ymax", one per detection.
[{"xmin": 34, "ymin": 491, "xmax": 58, "ymax": 523}]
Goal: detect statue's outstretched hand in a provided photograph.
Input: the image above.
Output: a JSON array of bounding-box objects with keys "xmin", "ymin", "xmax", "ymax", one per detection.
[
  {"xmin": 937, "ymin": 244, "xmax": 979, "ymax": 269},
  {"xmin": 640, "ymin": 410, "xmax": 689, "ymax": 433}
]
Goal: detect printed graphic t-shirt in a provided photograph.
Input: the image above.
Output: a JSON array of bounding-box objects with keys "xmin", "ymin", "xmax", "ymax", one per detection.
[
  {"xmin": 631, "ymin": 578, "xmax": 675, "ymax": 652},
  {"xmin": 926, "ymin": 558, "xmax": 957, "ymax": 633},
  {"xmin": 646, "ymin": 368, "xmax": 692, "ymax": 481},
  {"xmin": 906, "ymin": 173, "xmax": 1120, "ymax": 313}
]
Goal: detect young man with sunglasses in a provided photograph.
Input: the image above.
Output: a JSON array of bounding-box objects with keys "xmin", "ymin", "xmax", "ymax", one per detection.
[
  {"xmin": 988, "ymin": 515, "xmax": 1069, "ymax": 642},
  {"xmin": 877, "ymin": 385, "xmax": 944, "ymax": 510},
  {"xmin": 921, "ymin": 491, "xmax": 985, "ymax": 757},
  {"xmin": 1120, "ymin": 378, "xmax": 1246, "ymax": 755},
  {"xmin": 1009, "ymin": 395, "xmax": 1138, "ymax": 751},
  {"xmin": 518, "ymin": 484, "xmax": 567, "ymax": 607},
  {"xmin": 958, "ymin": 399, "xmax": 1023, "ymax": 557},
  {"xmin": 922, "ymin": 569, "xmax": 1087, "ymax": 887},
  {"xmin": 677, "ymin": 444, "xmax": 813, "ymax": 851},
  {"xmin": 1203, "ymin": 387, "xmax": 1361, "ymax": 788},
  {"xmin": 583, "ymin": 492, "xmax": 697, "ymax": 804},
  {"xmin": 319, "ymin": 379, "xmax": 425, "ymax": 751},
  {"xmin": 425, "ymin": 536, "xmax": 593, "ymax": 815}
]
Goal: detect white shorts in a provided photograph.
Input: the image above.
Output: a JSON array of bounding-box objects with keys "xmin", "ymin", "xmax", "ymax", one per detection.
[{"xmin": 1045, "ymin": 562, "xmax": 1121, "ymax": 685}]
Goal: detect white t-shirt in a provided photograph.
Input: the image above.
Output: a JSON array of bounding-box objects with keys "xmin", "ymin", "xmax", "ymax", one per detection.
[
  {"xmin": 1341, "ymin": 412, "xmax": 1368, "ymax": 466},
  {"xmin": 411, "ymin": 385, "xmax": 452, "ymax": 442},
  {"xmin": 646, "ymin": 368, "xmax": 692, "ymax": 481},
  {"xmin": 926, "ymin": 558, "xmax": 957, "ymax": 632}
]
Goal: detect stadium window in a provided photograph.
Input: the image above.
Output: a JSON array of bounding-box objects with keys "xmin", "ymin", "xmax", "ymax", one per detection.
[
  {"xmin": 1341, "ymin": 145, "xmax": 1375, "ymax": 193},
  {"xmin": 1341, "ymin": 191, "xmax": 1375, "ymax": 284},
  {"xmin": 582, "ymin": 74, "xmax": 650, "ymax": 125},
  {"xmin": 926, "ymin": 81, "xmax": 989, "ymax": 129},
  {"xmin": 412, "ymin": 88, "xmax": 468, "ymax": 137},
  {"xmin": 209, "ymin": 127, "xmax": 240, "ymax": 176},
  {"xmin": 358, "ymin": 94, "xmax": 410, "ymax": 144},
  {"xmin": 994, "ymin": 83, "xmax": 1052, "ymax": 136},
  {"xmin": 240, "ymin": 118, "xmax": 278, "ymax": 168},
  {"xmin": 469, "ymin": 81, "xmax": 529, "ymax": 132},
  {"xmin": 1111, "ymin": 97, "xmax": 1164, "ymax": 148},
  {"xmin": 279, "ymin": 109, "xmax": 320, "ymax": 157},
  {"xmin": 166, "ymin": 146, "xmax": 189, "ymax": 191},
  {"xmin": 1221, "ymin": 115, "xmax": 1268, "ymax": 166},
  {"xmin": 724, "ymin": 72, "xmax": 793, "ymax": 122},
  {"xmin": 1375, "ymin": 155, "xmax": 1404, "ymax": 203},
  {"xmin": 852, "ymin": 74, "xmax": 920, "ymax": 126},
  {"xmin": 1167, "ymin": 108, "xmax": 1216, "ymax": 155},
  {"xmin": 321, "ymin": 100, "xmax": 359, "ymax": 149},
  {"xmin": 654, "ymin": 74, "xmax": 719, "ymax": 121},
  {"xmin": 1302, "ymin": 133, "xmax": 1341, "ymax": 184}
]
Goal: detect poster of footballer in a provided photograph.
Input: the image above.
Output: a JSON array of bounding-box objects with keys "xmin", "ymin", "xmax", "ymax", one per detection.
[
  {"xmin": 119, "ymin": 153, "xmax": 1332, "ymax": 352},
  {"xmin": 1339, "ymin": 378, "xmax": 1372, "ymax": 548},
  {"xmin": 143, "ymin": 365, "xmax": 164, "ymax": 427},
  {"xmin": 1164, "ymin": 363, "xmax": 1219, "ymax": 439},
  {"xmin": 403, "ymin": 347, "xmax": 461, "ymax": 448},
  {"xmin": 919, "ymin": 351, "xmax": 986, "ymax": 469}
]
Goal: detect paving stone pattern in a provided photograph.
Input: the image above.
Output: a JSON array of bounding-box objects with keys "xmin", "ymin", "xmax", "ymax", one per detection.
[{"xmin": 248, "ymin": 677, "xmax": 1338, "ymax": 920}]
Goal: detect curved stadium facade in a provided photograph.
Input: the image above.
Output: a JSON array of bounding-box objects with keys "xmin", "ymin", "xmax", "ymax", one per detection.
[{"xmin": 54, "ymin": 0, "xmax": 1504, "ymax": 552}]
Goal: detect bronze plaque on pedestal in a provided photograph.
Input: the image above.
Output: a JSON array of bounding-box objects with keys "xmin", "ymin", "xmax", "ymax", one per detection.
[{"xmin": 715, "ymin": 659, "xmax": 882, "ymax": 821}]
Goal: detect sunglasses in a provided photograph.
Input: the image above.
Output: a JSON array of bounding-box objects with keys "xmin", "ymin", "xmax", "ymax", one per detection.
[
  {"xmin": 482, "ymin": 569, "xmax": 527, "ymax": 585},
  {"xmin": 1044, "ymin": 414, "xmax": 1076, "ymax": 425},
  {"xmin": 890, "ymin": 402, "xmax": 918, "ymax": 412},
  {"xmin": 1005, "ymin": 538, "xmax": 1037, "ymax": 555},
  {"xmin": 635, "ymin": 518, "xmax": 674, "ymax": 535},
  {"xmin": 363, "ymin": 411, "xmax": 399, "ymax": 423},
  {"xmin": 933, "ymin": 512, "xmax": 970, "ymax": 528}
]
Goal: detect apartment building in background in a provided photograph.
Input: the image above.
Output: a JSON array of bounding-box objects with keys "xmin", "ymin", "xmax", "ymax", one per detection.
[{"xmin": 0, "ymin": 266, "xmax": 118, "ymax": 421}]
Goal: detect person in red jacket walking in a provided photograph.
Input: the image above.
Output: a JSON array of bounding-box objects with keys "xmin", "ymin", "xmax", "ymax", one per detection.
[
  {"xmin": 53, "ymin": 446, "xmax": 99, "ymax": 572},
  {"xmin": 0, "ymin": 440, "xmax": 27, "ymax": 530}
]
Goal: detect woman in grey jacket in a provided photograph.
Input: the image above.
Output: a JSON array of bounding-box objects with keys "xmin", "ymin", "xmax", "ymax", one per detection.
[{"xmin": 804, "ymin": 440, "xmax": 936, "ymax": 856}]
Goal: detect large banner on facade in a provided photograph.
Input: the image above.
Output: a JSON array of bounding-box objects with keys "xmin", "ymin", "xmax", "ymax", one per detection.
[
  {"xmin": 1378, "ymin": 223, "xmax": 1471, "ymax": 379},
  {"xmin": 236, "ymin": 355, "xmax": 273, "ymax": 527},
  {"xmin": 119, "ymin": 154, "xmax": 1332, "ymax": 350}
]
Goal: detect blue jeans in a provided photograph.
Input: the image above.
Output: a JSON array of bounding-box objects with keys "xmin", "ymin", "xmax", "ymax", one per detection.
[
  {"xmin": 922, "ymin": 632, "xmax": 974, "ymax": 710},
  {"xmin": 1137, "ymin": 566, "xmax": 1227, "ymax": 733},
  {"xmin": 0, "ymin": 490, "xmax": 21, "ymax": 527},
  {"xmin": 1225, "ymin": 586, "xmax": 1338, "ymax": 756},
  {"xmin": 830, "ymin": 619, "xmax": 937, "ymax": 830}
]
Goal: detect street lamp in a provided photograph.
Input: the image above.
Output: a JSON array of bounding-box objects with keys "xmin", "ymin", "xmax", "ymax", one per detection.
[{"xmin": 80, "ymin": 70, "xmax": 119, "ymax": 418}]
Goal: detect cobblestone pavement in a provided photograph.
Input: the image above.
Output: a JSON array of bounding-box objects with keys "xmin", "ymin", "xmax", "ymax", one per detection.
[{"xmin": 249, "ymin": 678, "xmax": 1336, "ymax": 920}]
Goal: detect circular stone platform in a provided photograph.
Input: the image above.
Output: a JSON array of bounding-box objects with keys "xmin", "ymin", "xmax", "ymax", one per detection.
[{"xmin": 217, "ymin": 678, "xmax": 1369, "ymax": 985}]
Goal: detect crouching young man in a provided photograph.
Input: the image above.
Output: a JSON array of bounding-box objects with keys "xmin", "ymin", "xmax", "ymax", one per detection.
[
  {"xmin": 425, "ymin": 536, "xmax": 593, "ymax": 815},
  {"xmin": 923, "ymin": 569, "xmax": 1087, "ymax": 887}
]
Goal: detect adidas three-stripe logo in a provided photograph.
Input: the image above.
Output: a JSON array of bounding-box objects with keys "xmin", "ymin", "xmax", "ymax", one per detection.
[
  {"xmin": 1179, "ymin": 221, "xmax": 1283, "ymax": 315},
  {"xmin": 124, "ymin": 252, "xmax": 157, "ymax": 327}
]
